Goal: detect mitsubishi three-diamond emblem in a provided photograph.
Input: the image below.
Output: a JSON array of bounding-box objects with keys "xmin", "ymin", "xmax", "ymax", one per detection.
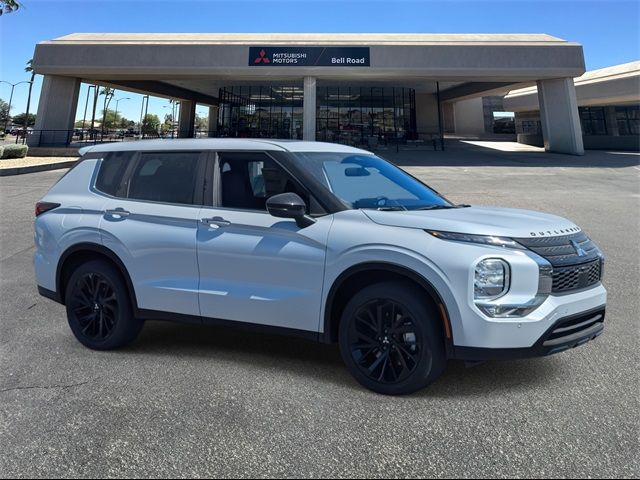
[
  {"xmin": 254, "ymin": 49, "xmax": 270, "ymax": 64},
  {"xmin": 571, "ymin": 239, "xmax": 588, "ymax": 257}
]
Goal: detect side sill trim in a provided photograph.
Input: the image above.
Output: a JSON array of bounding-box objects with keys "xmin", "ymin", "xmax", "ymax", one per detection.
[{"xmin": 137, "ymin": 309, "xmax": 320, "ymax": 342}]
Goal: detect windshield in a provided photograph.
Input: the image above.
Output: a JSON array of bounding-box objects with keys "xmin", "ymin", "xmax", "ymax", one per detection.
[{"xmin": 293, "ymin": 152, "xmax": 452, "ymax": 210}]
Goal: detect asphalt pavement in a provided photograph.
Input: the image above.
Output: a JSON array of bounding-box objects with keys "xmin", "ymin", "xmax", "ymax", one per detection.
[{"xmin": 0, "ymin": 144, "xmax": 638, "ymax": 478}]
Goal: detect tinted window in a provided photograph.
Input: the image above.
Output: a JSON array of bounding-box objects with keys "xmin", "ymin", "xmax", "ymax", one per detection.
[
  {"xmin": 128, "ymin": 152, "xmax": 200, "ymax": 205},
  {"xmin": 219, "ymin": 152, "xmax": 308, "ymax": 211},
  {"xmin": 293, "ymin": 152, "xmax": 450, "ymax": 211},
  {"xmin": 95, "ymin": 151, "xmax": 133, "ymax": 196}
]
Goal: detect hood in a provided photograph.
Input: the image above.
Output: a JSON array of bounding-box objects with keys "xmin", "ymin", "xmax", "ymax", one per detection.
[{"xmin": 362, "ymin": 206, "xmax": 581, "ymax": 239}]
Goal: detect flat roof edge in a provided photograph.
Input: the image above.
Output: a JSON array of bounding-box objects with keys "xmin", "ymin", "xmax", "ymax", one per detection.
[{"xmin": 43, "ymin": 32, "xmax": 574, "ymax": 46}]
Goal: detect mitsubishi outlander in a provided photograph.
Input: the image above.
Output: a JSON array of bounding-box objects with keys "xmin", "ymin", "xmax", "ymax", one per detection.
[{"xmin": 34, "ymin": 139, "xmax": 606, "ymax": 395}]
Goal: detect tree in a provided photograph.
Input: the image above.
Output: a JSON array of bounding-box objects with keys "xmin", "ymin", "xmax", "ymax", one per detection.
[
  {"xmin": 0, "ymin": 99, "xmax": 9, "ymax": 126},
  {"xmin": 142, "ymin": 113, "xmax": 160, "ymax": 136},
  {"xmin": 0, "ymin": 0, "xmax": 20, "ymax": 15},
  {"xmin": 100, "ymin": 109, "xmax": 122, "ymax": 129},
  {"xmin": 162, "ymin": 114, "xmax": 174, "ymax": 136},
  {"xmin": 11, "ymin": 112, "xmax": 36, "ymax": 127},
  {"xmin": 23, "ymin": 59, "xmax": 36, "ymax": 131},
  {"xmin": 99, "ymin": 87, "xmax": 115, "ymax": 133},
  {"xmin": 195, "ymin": 113, "xmax": 208, "ymax": 132}
]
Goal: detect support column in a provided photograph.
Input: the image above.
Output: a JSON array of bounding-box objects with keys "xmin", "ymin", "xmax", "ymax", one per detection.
[
  {"xmin": 29, "ymin": 75, "xmax": 81, "ymax": 147},
  {"xmin": 178, "ymin": 100, "xmax": 196, "ymax": 138},
  {"xmin": 303, "ymin": 77, "xmax": 316, "ymax": 141},
  {"xmin": 208, "ymin": 105, "xmax": 218, "ymax": 137},
  {"xmin": 537, "ymin": 78, "xmax": 584, "ymax": 155}
]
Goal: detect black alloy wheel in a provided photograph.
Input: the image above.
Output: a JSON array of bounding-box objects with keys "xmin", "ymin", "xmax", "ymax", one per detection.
[
  {"xmin": 338, "ymin": 281, "xmax": 446, "ymax": 395},
  {"xmin": 65, "ymin": 259, "xmax": 143, "ymax": 350},
  {"xmin": 67, "ymin": 272, "xmax": 118, "ymax": 341},
  {"xmin": 348, "ymin": 299, "xmax": 420, "ymax": 384}
]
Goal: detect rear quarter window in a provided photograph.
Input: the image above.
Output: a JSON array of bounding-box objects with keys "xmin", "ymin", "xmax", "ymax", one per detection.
[
  {"xmin": 127, "ymin": 151, "xmax": 201, "ymax": 205},
  {"xmin": 95, "ymin": 151, "xmax": 135, "ymax": 197}
]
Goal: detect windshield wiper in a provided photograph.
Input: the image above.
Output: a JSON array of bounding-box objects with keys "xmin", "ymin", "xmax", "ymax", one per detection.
[
  {"xmin": 375, "ymin": 206, "xmax": 406, "ymax": 211},
  {"xmin": 415, "ymin": 203, "xmax": 471, "ymax": 211}
]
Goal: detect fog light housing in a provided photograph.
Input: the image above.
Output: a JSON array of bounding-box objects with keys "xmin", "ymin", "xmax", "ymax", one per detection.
[{"xmin": 474, "ymin": 258, "xmax": 509, "ymax": 301}]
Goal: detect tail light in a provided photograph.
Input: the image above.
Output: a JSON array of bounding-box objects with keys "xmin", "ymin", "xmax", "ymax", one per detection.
[{"xmin": 35, "ymin": 202, "xmax": 60, "ymax": 217}]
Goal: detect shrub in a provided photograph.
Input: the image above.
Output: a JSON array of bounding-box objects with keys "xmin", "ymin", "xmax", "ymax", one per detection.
[{"xmin": 1, "ymin": 144, "xmax": 28, "ymax": 159}]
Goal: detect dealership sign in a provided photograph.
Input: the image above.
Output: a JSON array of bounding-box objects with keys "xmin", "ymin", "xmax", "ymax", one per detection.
[{"xmin": 249, "ymin": 47, "xmax": 370, "ymax": 67}]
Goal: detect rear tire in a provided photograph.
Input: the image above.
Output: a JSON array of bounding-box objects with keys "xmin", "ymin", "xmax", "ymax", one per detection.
[
  {"xmin": 65, "ymin": 259, "xmax": 143, "ymax": 350},
  {"xmin": 338, "ymin": 281, "xmax": 446, "ymax": 395}
]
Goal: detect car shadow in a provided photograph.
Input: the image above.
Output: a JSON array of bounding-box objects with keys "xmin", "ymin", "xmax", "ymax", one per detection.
[
  {"xmin": 127, "ymin": 321, "xmax": 563, "ymax": 396},
  {"xmin": 419, "ymin": 357, "xmax": 562, "ymax": 399}
]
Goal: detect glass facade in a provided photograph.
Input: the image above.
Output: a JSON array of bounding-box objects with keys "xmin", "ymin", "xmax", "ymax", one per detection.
[
  {"xmin": 216, "ymin": 85, "xmax": 417, "ymax": 145},
  {"xmin": 217, "ymin": 86, "xmax": 304, "ymax": 139},
  {"xmin": 579, "ymin": 107, "xmax": 607, "ymax": 135},
  {"xmin": 315, "ymin": 86, "xmax": 416, "ymax": 146},
  {"xmin": 615, "ymin": 106, "xmax": 639, "ymax": 136}
]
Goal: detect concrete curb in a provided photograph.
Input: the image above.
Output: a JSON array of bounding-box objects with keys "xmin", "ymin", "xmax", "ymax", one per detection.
[{"xmin": 0, "ymin": 160, "xmax": 76, "ymax": 176}]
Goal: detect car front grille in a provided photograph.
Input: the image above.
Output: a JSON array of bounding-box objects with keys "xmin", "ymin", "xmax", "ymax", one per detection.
[
  {"xmin": 516, "ymin": 232, "xmax": 603, "ymax": 294},
  {"xmin": 552, "ymin": 259, "xmax": 602, "ymax": 293},
  {"xmin": 515, "ymin": 231, "xmax": 601, "ymax": 267}
]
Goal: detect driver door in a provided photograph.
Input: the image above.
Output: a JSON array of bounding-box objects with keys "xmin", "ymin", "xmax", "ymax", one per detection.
[{"xmin": 196, "ymin": 151, "xmax": 332, "ymax": 333}]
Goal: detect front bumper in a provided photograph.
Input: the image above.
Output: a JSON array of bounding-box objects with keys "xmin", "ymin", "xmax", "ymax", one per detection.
[{"xmin": 453, "ymin": 306, "xmax": 605, "ymax": 361}]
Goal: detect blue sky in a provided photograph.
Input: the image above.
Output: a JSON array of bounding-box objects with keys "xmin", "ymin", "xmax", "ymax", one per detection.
[{"xmin": 1, "ymin": 0, "xmax": 638, "ymax": 123}]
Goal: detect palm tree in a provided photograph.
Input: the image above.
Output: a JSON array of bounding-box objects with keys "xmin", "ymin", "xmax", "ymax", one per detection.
[
  {"xmin": 99, "ymin": 87, "xmax": 115, "ymax": 137},
  {"xmin": 23, "ymin": 59, "xmax": 35, "ymax": 136},
  {"xmin": 0, "ymin": 0, "xmax": 21, "ymax": 16}
]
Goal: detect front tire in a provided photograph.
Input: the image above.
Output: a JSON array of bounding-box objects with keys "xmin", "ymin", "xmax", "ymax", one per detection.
[
  {"xmin": 65, "ymin": 259, "xmax": 143, "ymax": 350},
  {"xmin": 338, "ymin": 281, "xmax": 446, "ymax": 395}
]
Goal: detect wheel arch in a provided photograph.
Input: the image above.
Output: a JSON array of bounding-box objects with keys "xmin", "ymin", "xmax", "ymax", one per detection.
[
  {"xmin": 321, "ymin": 262, "xmax": 453, "ymax": 349},
  {"xmin": 56, "ymin": 242, "xmax": 138, "ymax": 311}
]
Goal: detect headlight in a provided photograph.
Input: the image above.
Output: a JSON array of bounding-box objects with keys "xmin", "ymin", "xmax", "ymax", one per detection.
[
  {"xmin": 476, "ymin": 257, "xmax": 553, "ymax": 318},
  {"xmin": 427, "ymin": 230, "xmax": 526, "ymax": 250},
  {"xmin": 474, "ymin": 258, "xmax": 510, "ymax": 300}
]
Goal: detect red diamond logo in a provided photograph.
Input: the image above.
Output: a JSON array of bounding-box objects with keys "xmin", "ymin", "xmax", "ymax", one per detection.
[{"xmin": 254, "ymin": 49, "xmax": 270, "ymax": 64}]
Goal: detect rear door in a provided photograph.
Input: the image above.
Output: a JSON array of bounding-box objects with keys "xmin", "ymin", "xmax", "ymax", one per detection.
[
  {"xmin": 196, "ymin": 151, "xmax": 332, "ymax": 332},
  {"xmin": 98, "ymin": 150, "xmax": 207, "ymax": 317}
]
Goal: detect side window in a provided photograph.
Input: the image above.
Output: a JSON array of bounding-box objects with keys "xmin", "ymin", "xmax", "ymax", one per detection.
[
  {"xmin": 127, "ymin": 152, "xmax": 200, "ymax": 205},
  {"xmin": 95, "ymin": 151, "xmax": 134, "ymax": 197},
  {"xmin": 218, "ymin": 152, "xmax": 308, "ymax": 211}
]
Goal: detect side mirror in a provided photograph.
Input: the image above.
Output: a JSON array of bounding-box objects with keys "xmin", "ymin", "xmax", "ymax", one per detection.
[{"xmin": 266, "ymin": 192, "xmax": 316, "ymax": 228}]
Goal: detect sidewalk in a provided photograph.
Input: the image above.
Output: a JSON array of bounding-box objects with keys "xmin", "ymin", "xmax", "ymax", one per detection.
[{"xmin": 0, "ymin": 156, "xmax": 78, "ymax": 176}]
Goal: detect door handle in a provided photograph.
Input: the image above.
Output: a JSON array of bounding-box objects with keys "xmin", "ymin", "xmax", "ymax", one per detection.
[
  {"xmin": 201, "ymin": 216, "xmax": 231, "ymax": 228},
  {"xmin": 105, "ymin": 208, "xmax": 130, "ymax": 218}
]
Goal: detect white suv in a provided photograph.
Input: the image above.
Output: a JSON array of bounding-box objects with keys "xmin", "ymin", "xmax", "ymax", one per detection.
[{"xmin": 34, "ymin": 139, "xmax": 606, "ymax": 395}]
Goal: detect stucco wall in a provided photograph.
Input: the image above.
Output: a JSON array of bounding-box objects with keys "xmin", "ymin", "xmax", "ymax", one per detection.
[
  {"xmin": 415, "ymin": 93, "xmax": 439, "ymax": 134},
  {"xmin": 453, "ymin": 97, "xmax": 485, "ymax": 135}
]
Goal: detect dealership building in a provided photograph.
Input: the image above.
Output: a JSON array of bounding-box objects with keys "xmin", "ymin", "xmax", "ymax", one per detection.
[
  {"xmin": 504, "ymin": 61, "xmax": 639, "ymax": 151},
  {"xmin": 31, "ymin": 33, "xmax": 591, "ymax": 154}
]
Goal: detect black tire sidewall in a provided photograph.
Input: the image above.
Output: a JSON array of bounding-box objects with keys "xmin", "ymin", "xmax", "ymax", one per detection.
[
  {"xmin": 338, "ymin": 281, "xmax": 445, "ymax": 395},
  {"xmin": 65, "ymin": 259, "xmax": 141, "ymax": 350}
]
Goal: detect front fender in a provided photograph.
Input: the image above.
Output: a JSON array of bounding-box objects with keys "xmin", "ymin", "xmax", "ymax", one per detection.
[{"xmin": 322, "ymin": 210, "xmax": 462, "ymax": 342}]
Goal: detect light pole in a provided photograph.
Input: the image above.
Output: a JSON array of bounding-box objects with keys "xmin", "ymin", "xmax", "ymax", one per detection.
[
  {"xmin": 163, "ymin": 100, "xmax": 179, "ymax": 138},
  {"xmin": 0, "ymin": 80, "xmax": 32, "ymax": 133},
  {"xmin": 113, "ymin": 97, "xmax": 130, "ymax": 133},
  {"xmin": 81, "ymin": 85, "xmax": 96, "ymax": 138},
  {"xmin": 139, "ymin": 95, "xmax": 149, "ymax": 138}
]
